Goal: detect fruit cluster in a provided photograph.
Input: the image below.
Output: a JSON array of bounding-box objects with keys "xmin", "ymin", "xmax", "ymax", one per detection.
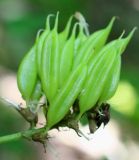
[{"xmin": 17, "ymin": 12, "xmax": 135, "ymax": 135}]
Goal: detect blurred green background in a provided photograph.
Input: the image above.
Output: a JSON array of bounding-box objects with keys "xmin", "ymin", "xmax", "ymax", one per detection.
[{"xmin": 0, "ymin": 0, "xmax": 139, "ymax": 160}]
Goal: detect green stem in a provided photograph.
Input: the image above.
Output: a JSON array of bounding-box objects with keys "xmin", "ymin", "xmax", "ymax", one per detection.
[
  {"xmin": 0, "ymin": 132, "xmax": 22, "ymax": 144},
  {"xmin": 75, "ymin": 112, "xmax": 82, "ymax": 121},
  {"xmin": 44, "ymin": 126, "xmax": 50, "ymax": 135},
  {"xmin": 0, "ymin": 127, "xmax": 45, "ymax": 144}
]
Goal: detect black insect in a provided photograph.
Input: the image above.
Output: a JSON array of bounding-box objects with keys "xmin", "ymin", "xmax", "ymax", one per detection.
[
  {"xmin": 95, "ymin": 103, "xmax": 110, "ymax": 128},
  {"xmin": 87, "ymin": 103, "xmax": 110, "ymax": 133}
]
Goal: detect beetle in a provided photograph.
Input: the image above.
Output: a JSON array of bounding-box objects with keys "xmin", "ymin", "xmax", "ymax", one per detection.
[
  {"xmin": 95, "ymin": 103, "xmax": 110, "ymax": 128},
  {"xmin": 87, "ymin": 103, "xmax": 110, "ymax": 133}
]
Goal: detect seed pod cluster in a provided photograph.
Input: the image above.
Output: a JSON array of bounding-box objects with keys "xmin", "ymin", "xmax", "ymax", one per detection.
[{"xmin": 17, "ymin": 12, "xmax": 135, "ymax": 135}]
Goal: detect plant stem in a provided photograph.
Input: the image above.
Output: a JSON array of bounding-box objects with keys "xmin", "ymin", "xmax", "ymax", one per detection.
[
  {"xmin": 0, "ymin": 132, "xmax": 22, "ymax": 144},
  {"xmin": 75, "ymin": 113, "xmax": 82, "ymax": 121},
  {"xmin": 0, "ymin": 127, "xmax": 45, "ymax": 144}
]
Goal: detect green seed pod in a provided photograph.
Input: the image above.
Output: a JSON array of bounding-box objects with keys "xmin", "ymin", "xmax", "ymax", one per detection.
[
  {"xmin": 73, "ymin": 17, "xmax": 115, "ymax": 68},
  {"xmin": 78, "ymin": 28, "xmax": 136, "ymax": 118},
  {"xmin": 46, "ymin": 64, "xmax": 87, "ymax": 129},
  {"xmin": 98, "ymin": 28, "xmax": 136, "ymax": 102},
  {"xmin": 59, "ymin": 23, "xmax": 78, "ymax": 88},
  {"xmin": 17, "ymin": 15, "xmax": 54, "ymax": 102},
  {"xmin": 74, "ymin": 23, "xmax": 88, "ymax": 57},
  {"xmin": 85, "ymin": 33, "xmax": 124, "ymax": 84},
  {"xmin": 59, "ymin": 16, "xmax": 73, "ymax": 40},
  {"xmin": 87, "ymin": 37, "xmax": 121, "ymax": 75},
  {"xmin": 99, "ymin": 55, "xmax": 121, "ymax": 102},
  {"xmin": 58, "ymin": 16, "xmax": 73, "ymax": 51},
  {"xmin": 87, "ymin": 40, "xmax": 116, "ymax": 76},
  {"xmin": 17, "ymin": 47, "xmax": 37, "ymax": 101},
  {"xmin": 78, "ymin": 46, "xmax": 117, "ymax": 119},
  {"xmin": 41, "ymin": 13, "xmax": 59, "ymax": 103},
  {"xmin": 116, "ymin": 27, "xmax": 137, "ymax": 55},
  {"xmin": 41, "ymin": 33, "xmax": 52, "ymax": 102},
  {"xmin": 36, "ymin": 14, "xmax": 53, "ymax": 77},
  {"xmin": 30, "ymin": 80, "xmax": 42, "ymax": 101}
]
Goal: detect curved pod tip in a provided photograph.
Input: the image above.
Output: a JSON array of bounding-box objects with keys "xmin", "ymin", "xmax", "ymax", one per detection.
[
  {"xmin": 45, "ymin": 14, "xmax": 55, "ymax": 30},
  {"xmin": 53, "ymin": 11, "xmax": 59, "ymax": 31},
  {"xmin": 119, "ymin": 27, "xmax": 137, "ymax": 55}
]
